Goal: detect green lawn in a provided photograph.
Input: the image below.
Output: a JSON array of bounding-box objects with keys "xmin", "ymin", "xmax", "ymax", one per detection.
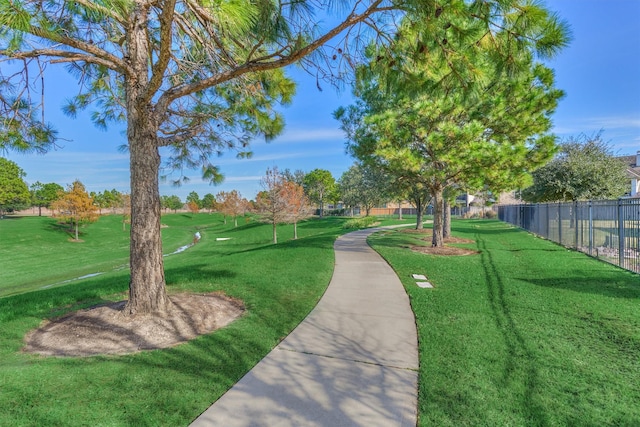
[
  {"xmin": 368, "ymin": 220, "xmax": 640, "ymax": 426},
  {"xmin": 1, "ymin": 215, "xmax": 638, "ymax": 426},
  {"xmin": 0, "ymin": 213, "xmax": 348, "ymax": 426}
]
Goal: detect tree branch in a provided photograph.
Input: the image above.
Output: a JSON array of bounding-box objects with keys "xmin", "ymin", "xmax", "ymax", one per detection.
[
  {"xmin": 156, "ymin": 0, "xmax": 388, "ymax": 117},
  {"xmin": 144, "ymin": 0, "xmax": 177, "ymax": 103},
  {"xmin": 1, "ymin": 48, "xmax": 127, "ymax": 72}
]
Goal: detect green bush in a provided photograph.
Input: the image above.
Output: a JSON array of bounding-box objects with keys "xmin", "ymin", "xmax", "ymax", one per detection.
[{"xmin": 342, "ymin": 216, "xmax": 378, "ymax": 229}]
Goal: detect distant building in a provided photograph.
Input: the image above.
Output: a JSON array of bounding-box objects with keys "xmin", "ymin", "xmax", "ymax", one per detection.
[{"xmin": 619, "ymin": 150, "xmax": 640, "ymax": 198}]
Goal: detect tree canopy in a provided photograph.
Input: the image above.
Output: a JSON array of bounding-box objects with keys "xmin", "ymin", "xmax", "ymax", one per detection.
[
  {"xmin": 303, "ymin": 169, "xmax": 337, "ymax": 218},
  {"xmin": 0, "ymin": 157, "xmax": 30, "ymax": 216},
  {"xmin": 0, "ymin": 0, "xmax": 570, "ymax": 313},
  {"xmin": 336, "ymin": 6, "xmax": 568, "ymax": 245},
  {"xmin": 339, "ymin": 162, "xmax": 391, "ymax": 216},
  {"xmin": 51, "ymin": 180, "xmax": 99, "ymax": 240},
  {"xmin": 520, "ymin": 133, "xmax": 630, "ymax": 202},
  {"xmin": 30, "ymin": 181, "xmax": 64, "ymax": 216}
]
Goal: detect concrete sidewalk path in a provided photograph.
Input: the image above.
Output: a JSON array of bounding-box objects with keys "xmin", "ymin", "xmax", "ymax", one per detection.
[{"xmin": 190, "ymin": 227, "xmax": 419, "ymax": 427}]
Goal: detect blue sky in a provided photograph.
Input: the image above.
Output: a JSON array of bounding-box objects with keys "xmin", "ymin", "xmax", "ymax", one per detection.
[{"xmin": 5, "ymin": 0, "xmax": 640, "ymax": 201}]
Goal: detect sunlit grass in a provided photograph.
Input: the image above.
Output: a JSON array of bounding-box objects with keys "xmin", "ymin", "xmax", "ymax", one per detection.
[
  {"xmin": 0, "ymin": 213, "xmax": 347, "ymax": 426},
  {"xmin": 369, "ymin": 220, "xmax": 640, "ymax": 426}
]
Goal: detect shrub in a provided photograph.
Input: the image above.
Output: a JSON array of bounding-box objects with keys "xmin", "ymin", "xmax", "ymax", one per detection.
[{"xmin": 343, "ymin": 216, "xmax": 378, "ymax": 229}]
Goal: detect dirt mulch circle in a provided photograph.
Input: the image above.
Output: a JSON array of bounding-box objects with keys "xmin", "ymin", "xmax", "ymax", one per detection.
[
  {"xmin": 410, "ymin": 245, "xmax": 478, "ymax": 256},
  {"xmin": 23, "ymin": 292, "xmax": 245, "ymax": 357},
  {"xmin": 399, "ymin": 228, "xmax": 478, "ymax": 255}
]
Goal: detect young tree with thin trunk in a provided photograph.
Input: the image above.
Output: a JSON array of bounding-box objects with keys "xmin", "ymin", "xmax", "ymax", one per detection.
[
  {"xmin": 51, "ymin": 180, "xmax": 99, "ymax": 240},
  {"xmin": 303, "ymin": 169, "xmax": 336, "ymax": 218},
  {"xmin": 30, "ymin": 181, "xmax": 63, "ymax": 216},
  {"xmin": 339, "ymin": 162, "xmax": 390, "ymax": 216},
  {"xmin": 202, "ymin": 193, "xmax": 216, "ymax": 213},
  {"xmin": 281, "ymin": 180, "xmax": 312, "ymax": 240},
  {"xmin": 256, "ymin": 168, "xmax": 288, "ymax": 244},
  {"xmin": 217, "ymin": 190, "xmax": 247, "ymax": 228}
]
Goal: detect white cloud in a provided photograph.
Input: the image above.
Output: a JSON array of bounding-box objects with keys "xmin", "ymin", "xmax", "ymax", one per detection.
[{"xmin": 274, "ymin": 128, "xmax": 345, "ymax": 143}]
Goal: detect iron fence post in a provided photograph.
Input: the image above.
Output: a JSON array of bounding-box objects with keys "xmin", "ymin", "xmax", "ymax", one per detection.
[
  {"xmin": 588, "ymin": 200, "xmax": 593, "ymax": 256},
  {"xmin": 618, "ymin": 198, "xmax": 625, "ymax": 269}
]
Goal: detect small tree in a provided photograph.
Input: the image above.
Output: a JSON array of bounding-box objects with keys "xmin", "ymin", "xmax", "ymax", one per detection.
[
  {"xmin": 186, "ymin": 191, "xmax": 201, "ymax": 209},
  {"xmin": 51, "ymin": 180, "xmax": 99, "ymax": 240},
  {"xmin": 217, "ymin": 190, "xmax": 247, "ymax": 227},
  {"xmin": 30, "ymin": 181, "xmax": 64, "ymax": 216},
  {"xmin": 187, "ymin": 200, "xmax": 200, "ymax": 216},
  {"xmin": 281, "ymin": 180, "xmax": 312, "ymax": 240},
  {"xmin": 162, "ymin": 195, "xmax": 183, "ymax": 213},
  {"xmin": 0, "ymin": 158, "xmax": 30, "ymax": 217},
  {"xmin": 303, "ymin": 169, "xmax": 336, "ymax": 218},
  {"xmin": 202, "ymin": 193, "xmax": 216, "ymax": 213},
  {"xmin": 339, "ymin": 163, "xmax": 390, "ymax": 216},
  {"xmin": 256, "ymin": 167, "xmax": 288, "ymax": 244}
]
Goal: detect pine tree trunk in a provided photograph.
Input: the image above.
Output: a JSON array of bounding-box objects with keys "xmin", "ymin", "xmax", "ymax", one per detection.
[
  {"xmin": 125, "ymin": 128, "xmax": 172, "ymax": 315},
  {"xmin": 443, "ymin": 200, "xmax": 451, "ymax": 239},
  {"xmin": 432, "ymin": 188, "xmax": 444, "ymax": 247},
  {"xmin": 122, "ymin": 9, "xmax": 172, "ymax": 315},
  {"xmin": 415, "ymin": 198, "xmax": 424, "ymax": 230}
]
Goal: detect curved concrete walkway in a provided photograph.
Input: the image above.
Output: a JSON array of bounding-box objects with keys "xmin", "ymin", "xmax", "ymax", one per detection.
[{"xmin": 190, "ymin": 227, "xmax": 419, "ymax": 426}]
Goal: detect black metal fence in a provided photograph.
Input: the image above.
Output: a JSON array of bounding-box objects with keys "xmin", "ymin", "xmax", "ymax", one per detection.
[{"xmin": 498, "ymin": 199, "xmax": 640, "ymax": 274}]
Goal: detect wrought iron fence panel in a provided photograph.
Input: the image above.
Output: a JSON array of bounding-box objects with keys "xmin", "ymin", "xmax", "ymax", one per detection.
[{"xmin": 498, "ymin": 199, "xmax": 640, "ymax": 274}]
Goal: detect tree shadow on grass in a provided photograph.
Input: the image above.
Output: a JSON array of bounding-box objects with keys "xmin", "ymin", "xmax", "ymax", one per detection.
[
  {"xmin": 476, "ymin": 237, "xmax": 548, "ymax": 426},
  {"xmin": 517, "ymin": 276, "xmax": 640, "ymax": 299}
]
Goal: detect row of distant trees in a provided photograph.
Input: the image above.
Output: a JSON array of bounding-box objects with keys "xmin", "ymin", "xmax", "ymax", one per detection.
[{"xmin": 0, "ymin": 157, "xmax": 394, "ymax": 243}]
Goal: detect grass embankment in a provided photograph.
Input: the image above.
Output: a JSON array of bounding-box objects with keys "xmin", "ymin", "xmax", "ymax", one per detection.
[
  {"xmin": 0, "ymin": 214, "xmax": 347, "ymax": 426},
  {"xmin": 369, "ymin": 220, "xmax": 640, "ymax": 426}
]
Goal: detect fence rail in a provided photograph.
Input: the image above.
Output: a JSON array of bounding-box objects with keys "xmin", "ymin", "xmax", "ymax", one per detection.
[{"xmin": 498, "ymin": 199, "xmax": 640, "ymax": 274}]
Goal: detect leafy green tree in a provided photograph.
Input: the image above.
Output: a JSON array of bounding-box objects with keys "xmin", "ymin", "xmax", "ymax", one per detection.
[
  {"xmin": 337, "ymin": 9, "xmax": 567, "ymax": 246},
  {"xmin": 339, "ymin": 163, "xmax": 390, "ymax": 216},
  {"xmin": 162, "ymin": 195, "xmax": 183, "ymax": 213},
  {"xmin": 282, "ymin": 169, "xmax": 306, "ymax": 187},
  {"xmin": 30, "ymin": 181, "xmax": 63, "ymax": 216},
  {"xmin": 186, "ymin": 191, "xmax": 201, "ymax": 209},
  {"xmin": 303, "ymin": 169, "xmax": 336, "ymax": 218},
  {"xmin": 91, "ymin": 189, "xmax": 122, "ymax": 214},
  {"xmin": 0, "ymin": 157, "xmax": 30, "ymax": 217},
  {"xmin": 0, "ymin": 0, "xmax": 569, "ymax": 313},
  {"xmin": 202, "ymin": 193, "xmax": 216, "ymax": 213},
  {"xmin": 521, "ymin": 133, "xmax": 629, "ymax": 202}
]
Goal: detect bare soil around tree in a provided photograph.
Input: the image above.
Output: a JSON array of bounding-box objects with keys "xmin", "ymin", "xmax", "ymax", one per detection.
[
  {"xmin": 23, "ymin": 292, "xmax": 245, "ymax": 357},
  {"xmin": 399, "ymin": 228, "xmax": 479, "ymax": 256}
]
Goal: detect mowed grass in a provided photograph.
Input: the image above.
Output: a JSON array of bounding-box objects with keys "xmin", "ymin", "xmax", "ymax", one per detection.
[
  {"xmin": 369, "ymin": 220, "xmax": 640, "ymax": 426},
  {"xmin": 0, "ymin": 213, "xmax": 347, "ymax": 426},
  {"xmin": 0, "ymin": 213, "xmax": 201, "ymax": 297}
]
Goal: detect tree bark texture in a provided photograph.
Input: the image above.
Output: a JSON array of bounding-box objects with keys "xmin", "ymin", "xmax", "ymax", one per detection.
[
  {"xmin": 272, "ymin": 221, "xmax": 278, "ymax": 244},
  {"xmin": 123, "ymin": 3, "xmax": 172, "ymax": 315},
  {"xmin": 432, "ymin": 188, "xmax": 444, "ymax": 247},
  {"xmin": 443, "ymin": 200, "xmax": 451, "ymax": 239}
]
